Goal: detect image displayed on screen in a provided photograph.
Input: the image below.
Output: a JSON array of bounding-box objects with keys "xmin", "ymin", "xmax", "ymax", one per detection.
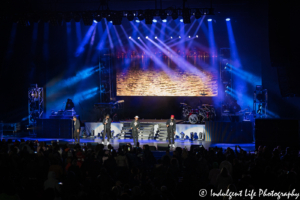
[{"xmin": 116, "ymin": 49, "xmax": 218, "ymax": 96}]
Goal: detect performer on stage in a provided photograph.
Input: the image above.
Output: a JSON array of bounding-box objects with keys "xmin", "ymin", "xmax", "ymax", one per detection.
[
  {"xmin": 229, "ymin": 99, "xmax": 241, "ymax": 122},
  {"xmin": 130, "ymin": 116, "xmax": 140, "ymax": 147},
  {"xmin": 65, "ymin": 99, "xmax": 75, "ymax": 110},
  {"xmin": 72, "ymin": 116, "xmax": 80, "ymax": 143},
  {"xmin": 166, "ymin": 115, "xmax": 176, "ymax": 147},
  {"xmin": 102, "ymin": 114, "xmax": 112, "ymax": 145}
]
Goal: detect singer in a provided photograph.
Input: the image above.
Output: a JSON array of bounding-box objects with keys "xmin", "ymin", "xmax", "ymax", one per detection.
[
  {"xmin": 166, "ymin": 115, "xmax": 176, "ymax": 147},
  {"xmin": 102, "ymin": 114, "xmax": 112, "ymax": 145},
  {"xmin": 72, "ymin": 116, "xmax": 80, "ymax": 143}
]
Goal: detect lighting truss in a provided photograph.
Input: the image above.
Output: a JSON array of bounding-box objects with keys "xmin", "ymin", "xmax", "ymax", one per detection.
[
  {"xmin": 4, "ymin": 7, "xmax": 214, "ymax": 26},
  {"xmin": 28, "ymin": 84, "xmax": 44, "ymax": 125}
]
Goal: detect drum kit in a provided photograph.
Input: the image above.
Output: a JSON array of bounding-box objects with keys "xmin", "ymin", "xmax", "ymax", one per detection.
[{"xmin": 181, "ymin": 103, "xmax": 216, "ymax": 124}]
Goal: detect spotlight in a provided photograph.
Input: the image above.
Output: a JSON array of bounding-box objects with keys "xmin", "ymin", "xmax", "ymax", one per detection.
[
  {"xmin": 179, "ymin": 36, "xmax": 181, "ymax": 38},
  {"xmin": 138, "ymin": 37, "xmax": 140, "ymax": 39},
  {"xmin": 172, "ymin": 10, "xmax": 178, "ymax": 20},
  {"xmin": 189, "ymin": 36, "xmax": 191, "ymax": 38},
  {"xmin": 93, "ymin": 20, "xmax": 98, "ymax": 23},
  {"xmin": 136, "ymin": 20, "xmax": 140, "ymax": 23},
  {"xmin": 155, "ymin": 36, "xmax": 157, "ymax": 39},
  {"xmin": 196, "ymin": 35, "xmax": 198, "ymax": 38},
  {"xmin": 146, "ymin": 36, "xmax": 148, "ymax": 39},
  {"xmin": 170, "ymin": 36, "xmax": 173, "ymax": 39},
  {"xmin": 127, "ymin": 11, "xmax": 134, "ymax": 21},
  {"xmin": 94, "ymin": 12, "xmax": 102, "ymax": 23},
  {"xmin": 226, "ymin": 18, "xmax": 230, "ymax": 21},
  {"xmin": 145, "ymin": 10, "xmax": 153, "ymax": 24},
  {"xmin": 207, "ymin": 19, "xmax": 212, "ymax": 22},
  {"xmin": 109, "ymin": 21, "xmax": 113, "ymax": 23},
  {"xmin": 195, "ymin": 9, "xmax": 201, "ymax": 19},
  {"xmin": 162, "ymin": 19, "xmax": 167, "ymax": 23},
  {"xmin": 129, "ymin": 36, "xmax": 131, "ymax": 39},
  {"xmin": 180, "ymin": 19, "xmax": 183, "ymax": 22},
  {"xmin": 153, "ymin": 19, "xmax": 157, "ymax": 23}
]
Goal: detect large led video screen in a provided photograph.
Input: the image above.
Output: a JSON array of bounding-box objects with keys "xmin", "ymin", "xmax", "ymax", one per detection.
[{"xmin": 116, "ymin": 49, "xmax": 218, "ymax": 96}]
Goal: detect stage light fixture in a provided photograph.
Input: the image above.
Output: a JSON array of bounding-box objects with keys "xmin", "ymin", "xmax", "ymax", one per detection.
[
  {"xmin": 109, "ymin": 21, "xmax": 113, "ymax": 23},
  {"xmin": 160, "ymin": 10, "xmax": 167, "ymax": 20},
  {"xmin": 50, "ymin": 13, "xmax": 63, "ymax": 26},
  {"xmin": 112, "ymin": 12, "xmax": 123, "ymax": 25},
  {"xmin": 155, "ymin": 36, "xmax": 157, "ymax": 39},
  {"xmin": 63, "ymin": 13, "xmax": 72, "ymax": 22},
  {"xmin": 207, "ymin": 19, "xmax": 212, "ymax": 22},
  {"xmin": 138, "ymin": 37, "xmax": 140, "ymax": 39},
  {"xmin": 138, "ymin": 11, "xmax": 145, "ymax": 21},
  {"xmin": 180, "ymin": 19, "xmax": 183, "ymax": 22},
  {"xmin": 172, "ymin": 10, "xmax": 178, "ymax": 20},
  {"xmin": 153, "ymin": 19, "xmax": 157, "ymax": 23},
  {"xmin": 170, "ymin": 36, "xmax": 173, "ymax": 39},
  {"xmin": 182, "ymin": 8, "xmax": 191, "ymax": 24},
  {"xmin": 82, "ymin": 12, "xmax": 93, "ymax": 25},
  {"xmin": 127, "ymin": 11, "xmax": 134, "ymax": 21},
  {"xmin": 73, "ymin": 13, "xmax": 81, "ymax": 22},
  {"xmin": 195, "ymin": 9, "xmax": 201, "ymax": 19},
  {"xmin": 226, "ymin": 18, "xmax": 230, "ymax": 21},
  {"xmin": 136, "ymin": 20, "xmax": 140, "ymax": 23},
  {"xmin": 129, "ymin": 36, "xmax": 131, "ymax": 39},
  {"xmin": 196, "ymin": 35, "xmax": 198, "ymax": 38},
  {"xmin": 189, "ymin": 35, "xmax": 191, "ymax": 38},
  {"xmin": 94, "ymin": 12, "xmax": 102, "ymax": 22},
  {"xmin": 162, "ymin": 19, "xmax": 167, "ymax": 23},
  {"xmin": 145, "ymin": 10, "xmax": 153, "ymax": 24},
  {"xmin": 179, "ymin": 36, "xmax": 181, "ymax": 38},
  {"xmin": 146, "ymin": 36, "xmax": 148, "ymax": 39},
  {"xmin": 93, "ymin": 20, "xmax": 97, "ymax": 23}
]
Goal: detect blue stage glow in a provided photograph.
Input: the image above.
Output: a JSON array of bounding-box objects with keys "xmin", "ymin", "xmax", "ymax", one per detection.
[
  {"xmin": 153, "ymin": 19, "xmax": 157, "ymax": 23},
  {"xmin": 226, "ymin": 18, "xmax": 230, "ymax": 21},
  {"xmin": 73, "ymin": 87, "xmax": 99, "ymax": 102},
  {"xmin": 207, "ymin": 19, "xmax": 212, "ymax": 22},
  {"xmin": 136, "ymin": 20, "xmax": 140, "ymax": 23},
  {"xmin": 162, "ymin": 19, "xmax": 167, "ymax": 23},
  {"xmin": 75, "ymin": 23, "xmax": 97, "ymax": 57}
]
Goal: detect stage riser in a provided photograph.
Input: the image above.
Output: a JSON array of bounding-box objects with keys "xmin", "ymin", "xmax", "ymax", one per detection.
[{"xmin": 205, "ymin": 122, "xmax": 253, "ymax": 143}]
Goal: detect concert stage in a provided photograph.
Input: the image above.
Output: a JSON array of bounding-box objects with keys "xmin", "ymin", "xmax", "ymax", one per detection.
[
  {"xmin": 5, "ymin": 119, "xmax": 253, "ymax": 152},
  {"xmin": 35, "ymin": 118, "xmax": 253, "ymax": 142}
]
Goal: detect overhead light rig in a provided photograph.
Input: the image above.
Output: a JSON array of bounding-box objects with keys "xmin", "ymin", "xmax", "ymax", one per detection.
[{"xmin": 1, "ymin": 7, "xmax": 214, "ymax": 26}]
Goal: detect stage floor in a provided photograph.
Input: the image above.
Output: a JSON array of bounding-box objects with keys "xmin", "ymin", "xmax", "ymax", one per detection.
[
  {"xmin": 119, "ymin": 119, "xmax": 186, "ymax": 124},
  {"xmin": 3, "ymin": 136, "xmax": 255, "ymax": 152}
]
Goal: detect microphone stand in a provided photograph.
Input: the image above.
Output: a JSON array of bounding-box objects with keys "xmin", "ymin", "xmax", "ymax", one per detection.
[
  {"xmin": 71, "ymin": 119, "xmax": 74, "ymax": 143},
  {"xmin": 104, "ymin": 121, "xmax": 106, "ymax": 144}
]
